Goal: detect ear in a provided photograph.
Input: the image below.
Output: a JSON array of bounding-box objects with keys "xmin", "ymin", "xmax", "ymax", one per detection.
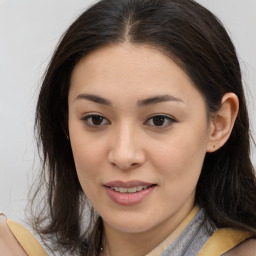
[{"xmin": 207, "ymin": 93, "xmax": 239, "ymax": 152}]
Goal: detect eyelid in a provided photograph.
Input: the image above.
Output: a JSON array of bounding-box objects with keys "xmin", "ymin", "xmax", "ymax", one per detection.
[
  {"xmin": 80, "ymin": 113, "xmax": 176, "ymax": 128},
  {"xmin": 81, "ymin": 113, "xmax": 110, "ymax": 127},
  {"xmin": 144, "ymin": 114, "xmax": 177, "ymax": 128}
]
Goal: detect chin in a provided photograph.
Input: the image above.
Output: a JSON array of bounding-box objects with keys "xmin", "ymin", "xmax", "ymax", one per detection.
[{"xmin": 103, "ymin": 215, "xmax": 157, "ymax": 234}]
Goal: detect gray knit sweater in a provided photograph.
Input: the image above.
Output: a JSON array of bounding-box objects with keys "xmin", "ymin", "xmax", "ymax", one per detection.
[{"xmin": 160, "ymin": 209, "xmax": 216, "ymax": 256}]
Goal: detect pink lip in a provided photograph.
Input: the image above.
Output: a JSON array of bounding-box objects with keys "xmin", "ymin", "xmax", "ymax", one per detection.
[
  {"xmin": 104, "ymin": 180, "xmax": 156, "ymax": 206},
  {"xmin": 104, "ymin": 180, "xmax": 153, "ymax": 188}
]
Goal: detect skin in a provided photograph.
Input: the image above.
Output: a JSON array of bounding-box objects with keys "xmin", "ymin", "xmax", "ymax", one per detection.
[
  {"xmin": 0, "ymin": 215, "xmax": 28, "ymax": 256},
  {"xmin": 68, "ymin": 43, "xmax": 238, "ymax": 256}
]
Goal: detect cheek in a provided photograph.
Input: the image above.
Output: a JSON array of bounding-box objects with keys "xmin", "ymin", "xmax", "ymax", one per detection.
[
  {"xmin": 69, "ymin": 118, "xmax": 106, "ymax": 168},
  {"xmin": 153, "ymin": 131, "xmax": 207, "ymax": 170},
  {"xmin": 150, "ymin": 127, "xmax": 208, "ymax": 195},
  {"xmin": 69, "ymin": 127, "xmax": 107, "ymax": 189},
  {"xmin": 71, "ymin": 140, "xmax": 104, "ymax": 177},
  {"xmin": 71, "ymin": 141, "xmax": 105, "ymax": 203}
]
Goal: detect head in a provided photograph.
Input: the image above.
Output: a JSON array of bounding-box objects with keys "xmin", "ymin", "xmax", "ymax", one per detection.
[{"xmin": 34, "ymin": 0, "xmax": 255, "ymax": 253}]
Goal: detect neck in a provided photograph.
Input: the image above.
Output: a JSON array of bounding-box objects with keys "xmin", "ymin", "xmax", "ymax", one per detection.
[
  {"xmin": 101, "ymin": 204, "xmax": 197, "ymax": 256},
  {"xmin": 102, "ymin": 227, "xmax": 160, "ymax": 256}
]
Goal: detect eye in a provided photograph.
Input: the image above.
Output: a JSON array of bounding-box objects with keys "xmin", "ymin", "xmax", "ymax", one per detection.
[
  {"xmin": 81, "ymin": 114, "xmax": 110, "ymax": 127},
  {"xmin": 145, "ymin": 115, "xmax": 176, "ymax": 128}
]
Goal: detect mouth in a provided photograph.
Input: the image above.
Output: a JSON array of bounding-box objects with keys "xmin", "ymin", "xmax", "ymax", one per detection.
[
  {"xmin": 107, "ymin": 184, "xmax": 156, "ymax": 193},
  {"xmin": 104, "ymin": 180, "xmax": 156, "ymax": 206},
  {"xmin": 104, "ymin": 180, "xmax": 156, "ymax": 193}
]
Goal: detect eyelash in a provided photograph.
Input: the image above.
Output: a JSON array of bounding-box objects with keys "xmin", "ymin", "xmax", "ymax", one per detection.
[
  {"xmin": 144, "ymin": 114, "xmax": 176, "ymax": 128},
  {"xmin": 81, "ymin": 114, "xmax": 176, "ymax": 128},
  {"xmin": 81, "ymin": 114, "xmax": 110, "ymax": 127}
]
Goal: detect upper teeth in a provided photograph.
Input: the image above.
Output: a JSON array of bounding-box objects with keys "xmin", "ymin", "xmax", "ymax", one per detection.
[{"xmin": 111, "ymin": 185, "xmax": 149, "ymax": 193}]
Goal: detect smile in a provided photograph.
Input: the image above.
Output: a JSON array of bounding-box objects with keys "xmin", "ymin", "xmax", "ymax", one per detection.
[
  {"xmin": 104, "ymin": 181, "xmax": 156, "ymax": 206},
  {"xmin": 110, "ymin": 185, "xmax": 150, "ymax": 193}
]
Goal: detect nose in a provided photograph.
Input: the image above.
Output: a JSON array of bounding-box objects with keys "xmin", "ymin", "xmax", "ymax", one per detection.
[{"xmin": 107, "ymin": 123, "xmax": 146, "ymax": 170}]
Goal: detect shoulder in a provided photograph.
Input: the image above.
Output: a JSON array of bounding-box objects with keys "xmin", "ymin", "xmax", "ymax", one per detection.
[
  {"xmin": 0, "ymin": 214, "xmax": 49, "ymax": 255},
  {"xmin": 0, "ymin": 214, "xmax": 28, "ymax": 255},
  {"xmin": 198, "ymin": 226, "xmax": 254, "ymax": 256},
  {"xmin": 224, "ymin": 238, "xmax": 256, "ymax": 256}
]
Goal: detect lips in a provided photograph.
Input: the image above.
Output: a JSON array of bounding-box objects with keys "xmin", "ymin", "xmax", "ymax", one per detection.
[
  {"xmin": 105, "ymin": 180, "xmax": 154, "ymax": 188},
  {"xmin": 104, "ymin": 180, "xmax": 156, "ymax": 206},
  {"xmin": 110, "ymin": 185, "xmax": 150, "ymax": 193}
]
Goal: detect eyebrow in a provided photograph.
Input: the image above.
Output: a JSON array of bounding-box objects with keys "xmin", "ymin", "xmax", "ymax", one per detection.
[
  {"xmin": 137, "ymin": 95, "xmax": 184, "ymax": 106},
  {"xmin": 75, "ymin": 94, "xmax": 112, "ymax": 106},
  {"xmin": 74, "ymin": 93, "xmax": 183, "ymax": 106}
]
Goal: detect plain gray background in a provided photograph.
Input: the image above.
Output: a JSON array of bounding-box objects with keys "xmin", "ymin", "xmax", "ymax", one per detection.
[{"xmin": 0, "ymin": 0, "xmax": 255, "ymax": 224}]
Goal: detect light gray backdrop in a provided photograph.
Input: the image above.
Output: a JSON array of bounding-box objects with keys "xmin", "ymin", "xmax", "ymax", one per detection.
[{"xmin": 0, "ymin": 0, "xmax": 255, "ymax": 223}]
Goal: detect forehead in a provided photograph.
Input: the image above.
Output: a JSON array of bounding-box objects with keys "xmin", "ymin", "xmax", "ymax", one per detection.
[{"xmin": 69, "ymin": 43, "xmax": 205, "ymax": 108}]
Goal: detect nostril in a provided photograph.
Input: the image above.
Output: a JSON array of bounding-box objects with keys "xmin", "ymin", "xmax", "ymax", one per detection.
[
  {"xmin": 110, "ymin": 160, "xmax": 140, "ymax": 170},
  {"xmin": 107, "ymin": 145, "xmax": 146, "ymax": 170}
]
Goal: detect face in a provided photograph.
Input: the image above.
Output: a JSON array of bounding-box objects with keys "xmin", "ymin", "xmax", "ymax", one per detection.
[{"xmin": 68, "ymin": 43, "xmax": 213, "ymax": 237}]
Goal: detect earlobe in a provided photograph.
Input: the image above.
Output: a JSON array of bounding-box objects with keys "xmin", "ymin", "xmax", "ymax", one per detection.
[{"xmin": 207, "ymin": 93, "xmax": 239, "ymax": 152}]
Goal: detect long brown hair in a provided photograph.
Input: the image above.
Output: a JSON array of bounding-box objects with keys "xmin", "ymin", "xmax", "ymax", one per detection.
[{"xmin": 31, "ymin": 0, "xmax": 256, "ymax": 255}]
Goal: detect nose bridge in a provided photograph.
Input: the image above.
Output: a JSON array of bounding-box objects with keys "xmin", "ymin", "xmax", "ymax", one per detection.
[
  {"xmin": 108, "ymin": 120, "xmax": 145, "ymax": 169},
  {"xmin": 116, "ymin": 121, "xmax": 134, "ymax": 150}
]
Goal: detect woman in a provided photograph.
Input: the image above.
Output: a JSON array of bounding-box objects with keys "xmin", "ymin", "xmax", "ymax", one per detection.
[{"xmin": 1, "ymin": 0, "xmax": 256, "ymax": 255}]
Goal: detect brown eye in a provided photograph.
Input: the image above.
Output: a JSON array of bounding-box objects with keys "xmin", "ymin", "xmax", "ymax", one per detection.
[
  {"xmin": 145, "ymin": 115, "xmax": 176, "ymax": 128},
  {"xmin": 82, "ymin": 114, "xmax": 109, "ymax": 127},
  {"xmin": 152, "ymin": 116, "xmax": 166, "ymax": 126},
  {"xmin": 91, "ymin": 115, "xmax": 104, "ymax": 125}
]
